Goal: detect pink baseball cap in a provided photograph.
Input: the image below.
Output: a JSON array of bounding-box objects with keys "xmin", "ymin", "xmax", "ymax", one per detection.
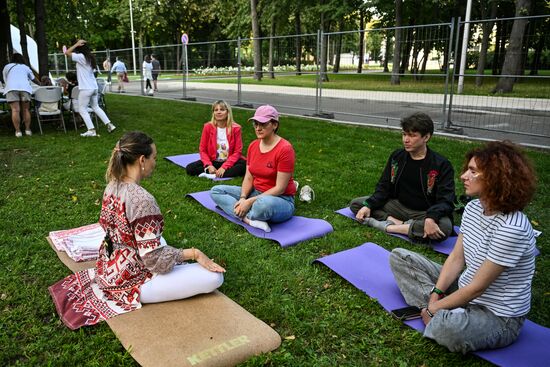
[{"xmin": 248, "ymin": 105, "xmax": 279, "ymax": 123}]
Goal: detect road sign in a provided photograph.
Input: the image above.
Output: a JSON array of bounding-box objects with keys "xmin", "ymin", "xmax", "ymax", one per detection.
[{"xmin": 181, "ymin": 33, "xmax": 189, "ymax": 45}]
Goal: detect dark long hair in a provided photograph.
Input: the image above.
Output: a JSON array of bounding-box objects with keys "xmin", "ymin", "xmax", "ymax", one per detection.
[
  {"xmin": 106, "ymin": 131, "xmax": 154, "ymax": 183},
  {"xmin": 11, "ymin": 53, "xmax": 27, "ymax": 65},
  {"xmin": 74, "ymin": 43, "xmax": 97, "ymax": 69}
]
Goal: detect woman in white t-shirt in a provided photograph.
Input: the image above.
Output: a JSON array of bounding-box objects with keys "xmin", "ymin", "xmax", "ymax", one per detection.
[
  {"xmin": 389, "ymin": 141, "xmax": 537, "ymax": 353},
  {"xmin": 142, "ymin": 55, "xmax": 154, "ymax": 95},
  {"xmin": 65, "ymin": 40, "xmax": 116, "ymax": 137},
  {"xmin": 2, "ymin": 53, "xmax": 40, "ymax": 137}
]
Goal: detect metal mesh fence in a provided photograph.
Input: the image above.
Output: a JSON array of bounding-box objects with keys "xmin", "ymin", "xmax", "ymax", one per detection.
[{"xmin": 47, "ymin": 15, "xmax": 550, "ymax": 143}]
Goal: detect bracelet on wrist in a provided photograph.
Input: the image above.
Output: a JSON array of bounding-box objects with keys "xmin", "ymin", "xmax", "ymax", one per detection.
[
  {"xmin": 426, "ymin": 307, "xmax": 434, "ymax": 318},
  {"xmin": 239, "ymin": 195, "xmax": 247, "ymax": 199},
  {"xmin": 430, "ymin": 286, "xmax": 445, "ymax": 299},
  {"xmin": 191, "ymin": 247, "xmax": 196, "ymax": 261}
]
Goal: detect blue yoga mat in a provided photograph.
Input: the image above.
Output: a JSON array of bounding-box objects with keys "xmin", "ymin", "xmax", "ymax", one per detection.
[
  {"xmin": 187, "ymin": 190, "xmax": 333, "ymax": 247},
  {"xmin": 165, "ymin": 153, "xmax": 232, "ymax": 181},
  {"xmin": 315, "ymin": 242, "xmax": 550, "ymax": 367}
]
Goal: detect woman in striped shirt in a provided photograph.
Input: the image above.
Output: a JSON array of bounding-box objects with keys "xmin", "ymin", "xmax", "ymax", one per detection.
[{"xmin": 390, "ymin": 141, "xmax": 537, "ymax": 353}]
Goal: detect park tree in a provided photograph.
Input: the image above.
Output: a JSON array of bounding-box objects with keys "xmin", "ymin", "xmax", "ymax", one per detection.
[
  {"xmin": 250, "ymin": 0, "xmax": 262, "ymax": 80},
  {"xmin": 494, "ymin": 0, "xmax": 532, "ymax": 93},
  {"xmin": 391, "ymin": 0, "xmax": 402, "ymax": 84},
  {"xmin": 0, "ymin": 0, "xmax": 11, "ymax": 78},
  {"xmin": 34, "ymin": 0, "xmax": 47, "ymax": 77}
]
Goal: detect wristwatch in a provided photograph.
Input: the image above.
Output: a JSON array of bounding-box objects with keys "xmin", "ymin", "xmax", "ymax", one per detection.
[{"xmin": 430, "ymin": 286, "xmax": 445, "ymax": 298}]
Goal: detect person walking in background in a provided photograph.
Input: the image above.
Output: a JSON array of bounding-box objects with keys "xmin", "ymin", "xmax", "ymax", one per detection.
[
  {"xmin": 65, "ymin": 39, "xmax": 116, "ymax": 137},
  {"xmin": 151, "ymin": 54, "xmax": 161, "ymax": 92},
  {"xmin": 186, "ymin": 100, "xmax": 246, "ymax": 178},
  {"xmin": 390, "ymin": 141, "xmax": 537, "ymax": 353},
  {"xmin": 2, "ymin": 53, "xmax": 40, "ymax": 137},
  {"xmin": 142, "ymin": 55, "xmax": 154, "ymax": 95},
  {"xmin": 110, "ymin": 56, "xmax": 127, "ymax": 93},
  {"xmin": 102, "ymin": 56, "xmax": 112, "ymax": 84}
]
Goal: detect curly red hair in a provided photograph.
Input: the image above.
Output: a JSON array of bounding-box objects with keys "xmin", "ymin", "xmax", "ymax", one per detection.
[{"xmin": 463, "ymin": 141, "xmax": 537, "ymax": 213}]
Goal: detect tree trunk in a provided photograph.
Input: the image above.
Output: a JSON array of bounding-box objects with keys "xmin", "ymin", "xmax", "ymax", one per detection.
[
  {"xmin": 34, "ymin": 0, "xmax": 48, "ymax": 78},
  {"xmin": 334, "ymin": 24, "xmax": 342, "ymax": 73},
  {"xmin": 529, "ymin": 23, "xmax": 546, "ymax": 75},
  {"xmin": 294, "ymin": 10, "xmax": 302, "ymax": 76},
  {"xmin": 250, "ymin": 0, "xmax": 262, "ymax": 80},
  {"xmin": 399, "ymin": 26, "xmax": 414, "ymax": 74},
  {"xmin": 476, "ymin": 1, "xmax": 497, "ymax": 86},
  {"xmin": 319, "ymin": 3, "xmax": 329, "ymax": 82},
  {"xmin": 268, "ymin": 15, "xmax": 275, "ymax": 79},
  {"xmin": 357, "ymin": 9, "xmax": 364, "ymax": 73},
  {"xmin": 492, "ymin": 21, "xmax": 505, "ymax": 75},
  {"xmin": 391, "ymin": 0, "xmax": 403, "ymax": 84},
  {"xmin": 16, "ymin": 0, "xmax": 30, "ymax": 64},
  {"xmin": 0, "ymin": 0, "xmax": 11, "ymax": 80},
  {"xmin": 494, "ymin": 0, "xmax": 531, "ymax": 93},
  {"xmin": 383, "ymin": 31, "xmax": 391, "ymax": 73}
]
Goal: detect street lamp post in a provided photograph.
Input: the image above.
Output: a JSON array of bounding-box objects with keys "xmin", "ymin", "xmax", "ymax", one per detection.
[
  {"xmin": 129, "ymin": 0, "xmax": 137, "ymax": 75},
  {"xmin": 457, "ymin": 0, "xmax": 472, "ymax": 94}
]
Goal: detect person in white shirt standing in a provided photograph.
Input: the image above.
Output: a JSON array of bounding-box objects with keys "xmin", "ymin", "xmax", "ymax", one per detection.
[
  {"xmin": 2, "ymin": 53, "xmax": 40, "ymax": 137},
  {"xmin": 65, "ymin": 39, "xmax": 116, "ymax": 137}
]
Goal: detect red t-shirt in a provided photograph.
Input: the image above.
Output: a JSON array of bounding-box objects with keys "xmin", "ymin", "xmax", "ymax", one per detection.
[{"xmin": 247, "ymin": 138, "xmax": 296, "ymax": 196}]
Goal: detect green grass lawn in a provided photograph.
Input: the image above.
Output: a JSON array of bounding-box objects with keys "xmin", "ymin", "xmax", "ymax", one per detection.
[
  {"xmin": 193, "ymin": 72, "xmax": 550, "ymax": 99},
  {"xmin": 1, "ymin": 95, "xmax": 548, "ymax": 366}
]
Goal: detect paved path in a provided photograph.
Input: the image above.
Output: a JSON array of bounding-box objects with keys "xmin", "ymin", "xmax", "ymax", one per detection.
[{"xmin": 114, "ymin": 80, "xmax": 550, "ymax": 149}]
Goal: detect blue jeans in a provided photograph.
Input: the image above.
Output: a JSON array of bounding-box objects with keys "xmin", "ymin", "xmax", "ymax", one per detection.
[
  {"xmin": 389, "ymin": 248, "xmax": 525, "ymax": 353},
  {"xmin": 210, "ymin": 185, "xmax": 295, "ymax": 223}
]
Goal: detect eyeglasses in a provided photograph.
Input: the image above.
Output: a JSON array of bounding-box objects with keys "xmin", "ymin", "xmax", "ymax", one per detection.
[{"xmin": 253, "ymin": 121, "xmax": 270, "ymax": 129}]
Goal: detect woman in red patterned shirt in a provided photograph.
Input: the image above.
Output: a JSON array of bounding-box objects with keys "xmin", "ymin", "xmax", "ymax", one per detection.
[{"xmin": 50, "ymin": 131, "xmax": 225, "ymax": 330}]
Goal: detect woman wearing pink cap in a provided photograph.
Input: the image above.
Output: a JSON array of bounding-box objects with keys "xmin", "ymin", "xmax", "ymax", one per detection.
[{"xmin": 210, "ymin": 105, "xmax": 297, "ymax": 232}]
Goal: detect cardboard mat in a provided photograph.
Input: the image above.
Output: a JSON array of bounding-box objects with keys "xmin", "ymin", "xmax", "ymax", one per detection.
[{"xmin": 48, "ymin": 237, "xmax": 281, "ymax": 366}]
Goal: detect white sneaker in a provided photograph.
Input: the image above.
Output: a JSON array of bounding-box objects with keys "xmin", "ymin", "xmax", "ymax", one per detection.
[
  {"xmin": 15, "ymin": 131, "xmax": 22, "ymax": 138},
  {"xmin": 198, "ymin": 172, "xmax": 216, "ymax": 179},
  {"xmin": 80, "ymin": 130, "xmax": 97, "ymax": 137},
  {"xmin": 106, "ymin": 123, "xmax": 116, "ymax": 133},
  {"xmin": 299, "ymin": 185, "xmax": 315, "ymax": 203},
  {"xmin": 25, "ymin": 130, "xmax": 32, "ymax": 136}
]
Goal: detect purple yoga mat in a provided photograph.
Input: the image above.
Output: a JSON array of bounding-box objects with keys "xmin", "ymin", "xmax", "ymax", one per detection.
[
  {"xmin": 335, "ymin": 207, "xmax": 540, "ymax": 257},
  {"xmin": 335, "ymin": 207, "xmax": 459, "ymax": 255},
  {"xmin": 315, "ymin": 242, "xmax": 550, "ymax": 367},
  {"xmin": 164, "ymin": 153, "xmax": 232, "ymax": 181},
  {"xmin": 187, "ymin": 190, "xmax": 333, "ymax": 247}
]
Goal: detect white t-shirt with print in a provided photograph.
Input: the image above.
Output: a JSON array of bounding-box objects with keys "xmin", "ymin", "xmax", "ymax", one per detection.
[{"xmin": 216, "ymin": 127, "xmax": 229, "ymax": 161}]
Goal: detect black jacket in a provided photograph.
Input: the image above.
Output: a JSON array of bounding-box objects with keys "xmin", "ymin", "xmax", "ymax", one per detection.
[{"xmin": 365, "ymin": 147, "xmax": 456, "ymax": 222}]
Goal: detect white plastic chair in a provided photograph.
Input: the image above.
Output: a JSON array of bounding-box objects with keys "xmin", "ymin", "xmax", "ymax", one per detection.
[
  {"xmin": 70, "ymin": 86, "xmax": 98, "ymax": 132},
  {"xmin": 33, "ymin": 86, "xmax": 65, "ymax": 134}
]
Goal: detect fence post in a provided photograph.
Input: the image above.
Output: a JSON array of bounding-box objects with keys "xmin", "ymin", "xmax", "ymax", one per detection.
[
  {"xmin": 139, "ymin": 44, "xmax": 144, "ymax": 95},
  {"xmin": 107, "ymin": 49, "xmax": 112, "ymax": 92},
  {"xmin": 444, "ymin": 17, "xmax": 464, "ymax": 134},
  {"xmin": 237, "ymin": 37, "xmax": 242, "ymax": 105},
  {"xmin": 315, "ymin": 29, "xmax": 321, "ymax": 115},
  {"xmin": 53, "ymin": 53, "xmax": 59, "ymax": 78},
  {"xmin": 441, "ymin": 19, "xmax": 454, "ymax": 129}
]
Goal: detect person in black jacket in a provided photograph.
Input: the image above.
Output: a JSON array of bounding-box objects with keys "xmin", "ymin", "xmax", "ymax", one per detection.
[{"xmin": 350, "ymin": 112, "xmax": 456, "ymax": 241}]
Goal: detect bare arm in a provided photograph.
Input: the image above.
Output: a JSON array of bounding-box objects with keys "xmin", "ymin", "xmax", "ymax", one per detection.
[{"xmin": 65, "ymin": 39, "xmax": 86, "ymax": 57}]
